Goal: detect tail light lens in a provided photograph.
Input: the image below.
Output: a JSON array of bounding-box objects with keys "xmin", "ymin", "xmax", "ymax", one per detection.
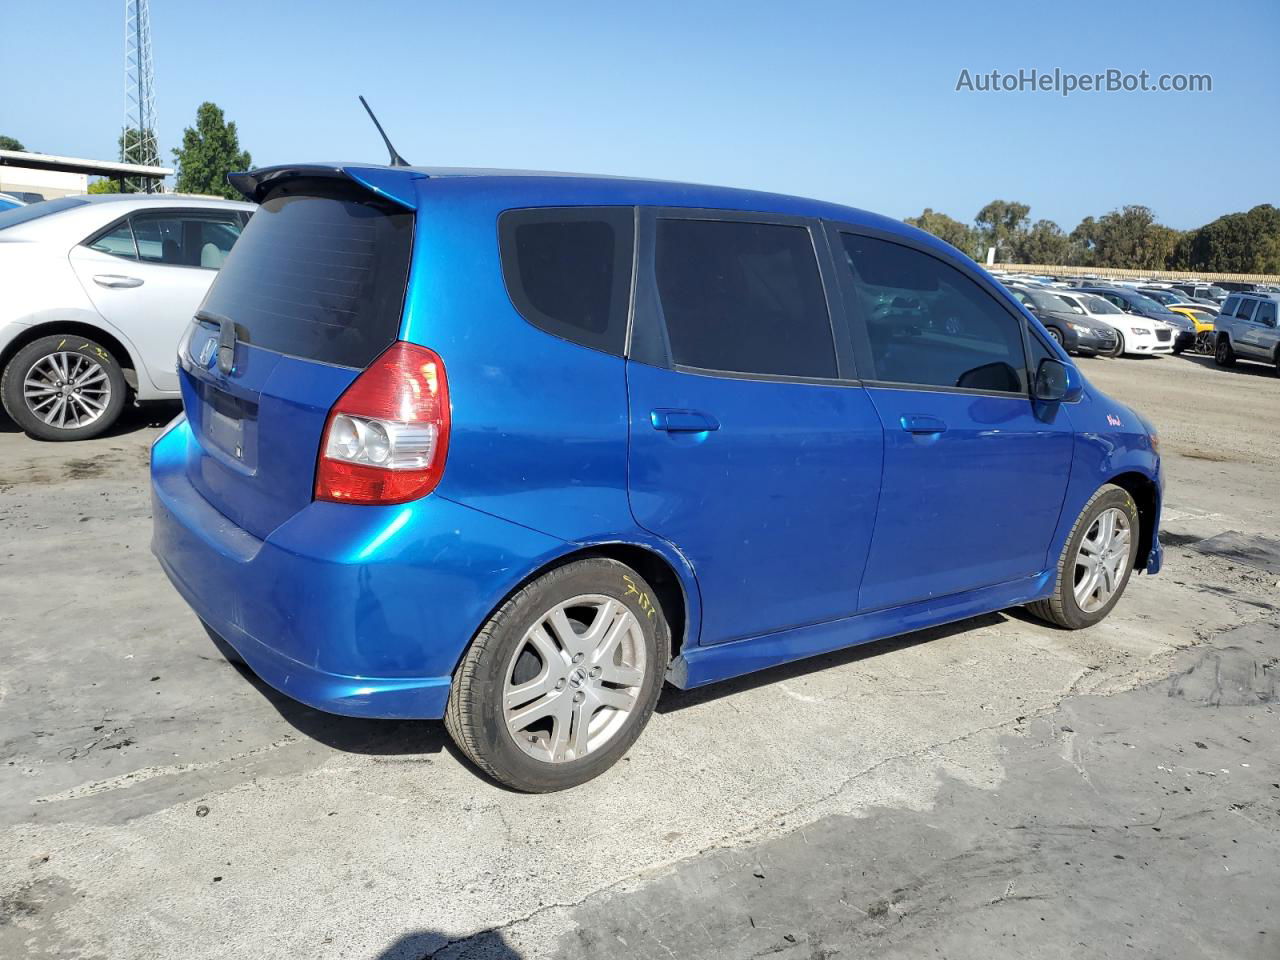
[{"xmin": 315, "ymin": 342, "xmax": 450, "ymax": 504}]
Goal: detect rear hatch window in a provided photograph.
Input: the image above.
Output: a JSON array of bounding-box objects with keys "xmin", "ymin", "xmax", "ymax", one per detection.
[
  {"xmin": 201, "ymin": 179, "xmax": 413, "ymax": 368},
  {"xmin": 179, "ymin": 177, "xmax": 415, "ymax": 542}
]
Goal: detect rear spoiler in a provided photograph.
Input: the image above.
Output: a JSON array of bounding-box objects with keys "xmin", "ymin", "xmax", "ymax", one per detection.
[{"xmin": 227, "ymin": 163, "xmax": 423, "ymax": 210}]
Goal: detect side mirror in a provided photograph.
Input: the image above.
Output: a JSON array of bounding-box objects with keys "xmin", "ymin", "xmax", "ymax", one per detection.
[{"xmin": 1034, "ymin": 358, "xmax": 1083, "ymax": 403}]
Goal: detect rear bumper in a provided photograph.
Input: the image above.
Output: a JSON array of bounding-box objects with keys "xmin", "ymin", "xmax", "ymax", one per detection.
[{"xmin": 151, "ymin": 419, "xmax": 567, "ymax": 719}]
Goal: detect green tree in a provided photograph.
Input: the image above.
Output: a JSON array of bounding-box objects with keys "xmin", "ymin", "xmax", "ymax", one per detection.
[
  {"xmin": 1087, "ymin": 206, "xmax": 1184, "ymax": 270},
  {"xmin": 974, "ymin": 200, "xmax": 1031, "ymax": 261},
  {"xmin": 0, "ymin": 135, "xmax": 25, "ymax": 151},
  {"xmin": 172, "ymin": 102, "xmax": 252, "ymax": 199},
  {"xmin": 904, "ymin": 208, "xmax": 979, "ymax": 258},
  {"xmin": 1177, "ymin": 205, "xmax": 1280, "ymax": 274},
  {"xmin": 88, "ymin": 178, "xmax": 122, "ymax": 194},
  {"xmin": 1011, "ymin": 219, "xmax": 1070, "ymax": 265},
  {"xmin": 1069, "ymin": 216, "xmax": 1100, "ymax": 266}
]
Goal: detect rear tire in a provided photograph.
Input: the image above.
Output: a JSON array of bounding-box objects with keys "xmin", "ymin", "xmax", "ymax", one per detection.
[
  {"xmin": 1214, "ymin": 335, "xmax": 1236, "ymax": 367},
  {"xmin": 1028, "ymin": 484, "xmax": 1140, "ymax": 630},
  {"xmin": 1, "ymin": 334, "xmax": 127, "ymax": 441},
  {"xmin": 445, "ymin": 558, "xmax": 670, "ymax": 792}
]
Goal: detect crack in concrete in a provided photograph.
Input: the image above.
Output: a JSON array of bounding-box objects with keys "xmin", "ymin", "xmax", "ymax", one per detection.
[{"xmin": 31, "ymin": 735, "xmax": 300, "ymax": 804}]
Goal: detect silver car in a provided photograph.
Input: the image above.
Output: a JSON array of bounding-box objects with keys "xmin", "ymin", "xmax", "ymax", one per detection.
[
  {"xmin": 0, "ymin": 194, "xmax": 254, "ymax": 440},
  {"xmin": 1213, "ymin": 293, "xmax": 1280, "ymax": 374}
]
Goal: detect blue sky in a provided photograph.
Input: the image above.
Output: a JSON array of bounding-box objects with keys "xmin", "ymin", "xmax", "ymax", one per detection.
[{"xmin": 3, "ymin": 0, "xmax": 1276, "ymax": 230}]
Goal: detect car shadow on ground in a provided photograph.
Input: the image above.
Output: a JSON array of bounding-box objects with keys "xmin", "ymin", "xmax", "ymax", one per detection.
[
  {"xmin": 375, "ymin": 929, "xmax": 521, "ymax": 959},
  {"xmin": 1175, "ymin": 352, "xmax": 1277, "ymax": 378},
  {"xmin": 657, "ymin": 611, "xmax": 1008, "ymax": 714},
  {"xmin": 214, "ymin": 650, "xmax": 451, "ymax": 759},
  {"xmin": 0, "ymin": 399, "xmax": 183, "ymax": 437}
]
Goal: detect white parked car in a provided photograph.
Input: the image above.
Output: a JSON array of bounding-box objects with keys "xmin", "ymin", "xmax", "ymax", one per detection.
[
  {"xmin": 0, "ymin": 194, "xmax": 254, "ymax": 440},
  {"xmin": 1054, "ymin": 291, "xmax": 1174, "ymax": 357}
]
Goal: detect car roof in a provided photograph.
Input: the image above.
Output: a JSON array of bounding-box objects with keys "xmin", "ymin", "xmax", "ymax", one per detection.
[
  {"xmin": 75, "ymin": 193, "xmax": 255, "ymax": 209},
  {"xmin": 229, "ymin": 162, "xmax": 951, "ymax": 256}
]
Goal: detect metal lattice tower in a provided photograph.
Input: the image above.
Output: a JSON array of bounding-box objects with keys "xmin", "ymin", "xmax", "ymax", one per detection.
[{"xmin": 122, "ymin": 0, "xmax": 160, "ymax": 192}]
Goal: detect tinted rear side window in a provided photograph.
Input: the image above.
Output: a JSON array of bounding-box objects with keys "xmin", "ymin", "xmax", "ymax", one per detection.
[
  {"xmin": 499, "ymin": 207, "xmax": 635, "ymax": 356},
  {"xmin": 201, "ymin": 181, "xmax": 413, "ymax": 368},
  {"xmin": 654, "ymin": 218, "xmax": 836, "ymax": 379}
]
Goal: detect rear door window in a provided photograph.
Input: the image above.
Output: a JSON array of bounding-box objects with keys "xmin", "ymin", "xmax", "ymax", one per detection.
[
  {"xmin": 653, "ymin": 217, "xmax": 836, "ymax": 379},
  {"xmin": 88, "ymin": 221, "xmax": 138, "ymax": 259},
  {"xmin": 201, "ymin": 183, "xmax": 413, "ymax": 368},
  {"xmin": 498, "ymin": 207, "xmax": 634, "ymax": 357},
  {"xmin": 1255, "ymin": 300, "xmax": 1277, "ymax": 327},
  {"xmin": 837, "ymin": 233, "xmax": 1026, "ymax": 394},
  {"xmin": 1236, "ymin": 298, "xmax": 1258, "ymax": 320},
  {"xmin": 130, "ymin": 212, "xmax": 243, "ymax": 268}
]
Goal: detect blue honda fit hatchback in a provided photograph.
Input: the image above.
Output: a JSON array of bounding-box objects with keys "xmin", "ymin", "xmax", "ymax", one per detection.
[{"xmin": 151, "ymin": 163, "xmax": 1162, "ymax": 791}]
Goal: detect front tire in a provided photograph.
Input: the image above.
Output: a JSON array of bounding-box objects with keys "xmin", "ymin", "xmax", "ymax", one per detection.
[
  {"xmin": 1, "ymin": 335, "xmax": 127, "ymax": 441},
  {"xmin": 1028, "ymin": 484, "xmax": 1140, "ymax": 630},
  {"xmin": 1110, "ymin": 331, "xmax": 1126, "ymax": 358},
  {"xmin": 445, "ymin": 558, "xmax": 670, "ymax": 792}
]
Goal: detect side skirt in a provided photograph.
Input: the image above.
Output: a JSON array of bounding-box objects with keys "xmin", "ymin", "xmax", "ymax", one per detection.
[{"xmin": 667, "ymin": 571, "xmax": 1055, "ymax": 690}]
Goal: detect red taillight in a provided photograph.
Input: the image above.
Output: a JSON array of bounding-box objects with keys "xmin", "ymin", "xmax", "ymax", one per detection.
[{"xmin": 315, "ymin": 342, "xmax": 450, "ymax": 505}]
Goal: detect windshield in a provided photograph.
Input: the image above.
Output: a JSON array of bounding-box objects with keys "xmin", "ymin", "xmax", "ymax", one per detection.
[
  {"xmin": 1127, "ymin": 292, "xmax": 1167, "ymax": 313},
  {"xmin": 0, "ymin": 196, "xmax": 89, "ymax": 230},
  {"xmin": 1084, "ymin": 295, "xmax": 1122, "ymax": 314},
  {"xmin": 1206, "ymin": 286, "xmax": 1227, "ymax": 298},
  {"xmin": 1023, "ymin": 288, "xmax": 1071, "ymax": 313}
]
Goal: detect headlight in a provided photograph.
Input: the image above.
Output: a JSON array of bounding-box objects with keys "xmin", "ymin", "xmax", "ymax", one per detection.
[
  {"xmin": 1131, "ymin": 327, "xmax": 1151, "ymax": 335},
  {"xmin": 1069, "ymin": 323, "xmax": 1090, "ymax": 334}
]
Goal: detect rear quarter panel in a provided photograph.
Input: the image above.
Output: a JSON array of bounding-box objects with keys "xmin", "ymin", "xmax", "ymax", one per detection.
[{"xmin": 398, "ymin": 178, "xmax": 637, "ymax": 544}]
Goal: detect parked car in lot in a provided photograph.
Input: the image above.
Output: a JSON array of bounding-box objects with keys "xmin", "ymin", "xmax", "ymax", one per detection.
[
  {"xmin": 0, "ymin": 194, "xmax": 254, "ymax": 439},
  {"xmin": 1212, "ymin": 292, "xmax": 1280, "ymax": 373},
  {"xmin": 151, "ymin": 163, "xmax": 1164, "ymax": 791},
  {"xmin": 1073, "ymin": 286, "xmax": 1195, "ymax": 354},
  {"xmin": 1169, "ymin": 282, "xmax": 1228, "ymax": 304},
  {"xmin": 1054, "ymin": 290, "xmax": 1170, "ymax": 357},
  {"xmin": 0, "ymin": 192, "xmax": 26, "ymax": 211},
  {"xmin": 1005, "ymin": 283, "xmax": 1119, "ymax": 355}
]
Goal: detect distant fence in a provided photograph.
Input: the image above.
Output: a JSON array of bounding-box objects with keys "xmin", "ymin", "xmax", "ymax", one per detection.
[{"xmin": 992, "ymin": 263, "xmax": 1280, "ymax": 284}]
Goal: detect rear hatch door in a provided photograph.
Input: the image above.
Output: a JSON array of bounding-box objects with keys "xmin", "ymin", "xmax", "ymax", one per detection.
[{"xmin": 179, "ymin": 173, "xmax": 416, "ymax": 540}]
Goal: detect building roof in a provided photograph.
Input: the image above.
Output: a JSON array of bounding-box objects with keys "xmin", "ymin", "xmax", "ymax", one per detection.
[{"xmin": 0, "ymin": 149, "xmax": 172, "ymax": 179}]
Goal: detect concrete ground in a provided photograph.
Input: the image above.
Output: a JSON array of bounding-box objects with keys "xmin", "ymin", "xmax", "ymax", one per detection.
[{"xmin": 0, "ymin": 351, "xmax": 1277, "ymax": 959}]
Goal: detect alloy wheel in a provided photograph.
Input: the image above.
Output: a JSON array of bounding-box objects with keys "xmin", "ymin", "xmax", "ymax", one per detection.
[
  {"xmin": 23, "ymin": 351, "xmax": 112, "ymax": 430},
  {"xmin": 1073, "ymin": 507, "xmax": 1131, "ymax": 613},
  {"xmin": 503, "ymin": 595, "xmax": 647, "ymax": 763}
]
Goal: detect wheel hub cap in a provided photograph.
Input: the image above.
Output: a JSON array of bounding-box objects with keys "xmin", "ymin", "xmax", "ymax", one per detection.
[
  {"xmin": 1073, "ymin": 507, "xmax": 1131, "ymax": 613},
  {"xmin": 503, "ymin": 594, "xmax": 648, "ymax": 764},
  {"xmin": 23, "ymin": 351, "xmax": 111, "ymax": 430}
]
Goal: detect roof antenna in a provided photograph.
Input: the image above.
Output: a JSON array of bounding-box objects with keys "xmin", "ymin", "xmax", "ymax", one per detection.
[{"xmin": 358, "ymin": 95, "xmax": 410, "ymax": 167}]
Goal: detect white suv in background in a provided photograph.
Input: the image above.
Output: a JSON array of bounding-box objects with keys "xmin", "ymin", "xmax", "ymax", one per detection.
[{"xmin": 0, "ymin": 194, "xmax": 254, "ymax": 440}]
